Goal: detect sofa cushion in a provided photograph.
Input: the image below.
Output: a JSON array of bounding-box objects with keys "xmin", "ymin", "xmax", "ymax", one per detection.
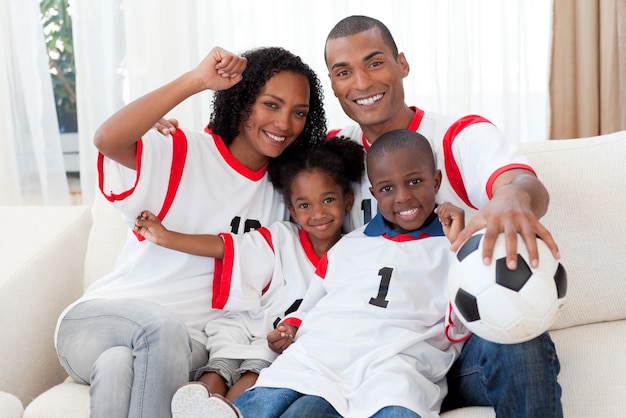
[
  {"xmin": 550, "ymin": 321, "xmax": 626, "ymax": 418},
  {"xmin": 0, "ymin": 205, "xmax": 92, "ymax": 406},
  {"xmin": 83, "ymin": 191, "xmax": 128, "ymax": 288},
  {"xmin": 0, "ymin": 391, "xmax": 24, "ymax": 418},
  {"xmin": 521, "ymin": 130, "xmax": 626, "ymax": 329},
  {"xmin": 23, "ymin": 379, "xmax": 89, "ymax": 418}
]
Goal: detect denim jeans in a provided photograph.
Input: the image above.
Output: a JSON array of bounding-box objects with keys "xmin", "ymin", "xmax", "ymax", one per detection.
[
  {"xmin": 233, "ymin": 387, "xmax": 421, "ymax": 418},
  {"xmin": 56, "ymin": 299, "xmax": 208, "ymax": 418},
  {"xmin": 441, "ymin": 332, "xmax": 563, "ymax": 418}
]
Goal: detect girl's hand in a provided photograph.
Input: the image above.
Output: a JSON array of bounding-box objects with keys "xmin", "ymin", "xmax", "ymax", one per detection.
[
  {"xmin": 134, "ymin": 210, "xmax": 168, "ymax": 245},
  {"xmin": 267, "ymin": 323, "xmax": 298, "ymax": 354}
]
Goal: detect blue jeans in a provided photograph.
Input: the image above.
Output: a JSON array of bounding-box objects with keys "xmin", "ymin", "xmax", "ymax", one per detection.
[
  {"xmin": 233, "ymin": 387, "xmax": 421, "ymax": 418},
  {"xmin": 56, "ymin": 299, "xmax": 208, "ymax": 418},
  {"xmin": 441, "ymin": 332, "xmax": 563, "ymax": 418}
]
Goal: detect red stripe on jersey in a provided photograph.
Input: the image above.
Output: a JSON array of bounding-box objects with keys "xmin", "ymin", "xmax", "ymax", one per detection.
[
  {"xmin": 442, "ymin": 115, "xmax": 493, "ymax": 210},
  {"xmin": 485, "ymin": 164, "xmax": 537, "ymax": 200},
  {"xmin": 326, "ymin": 129, "xmax": 342, "ymax": 139},
  {"xmin": 382, "ymin": 232, "xmax": 429, "ymax": 242},
  {"xmin": 407, "ymin": 106, "xmax": 425, "ymax": 131},
  {"xmin": 209, "ymin": 128, "xmax": 267, "ymax": 181},
  {"xmin": 98, "ymin": 138, "xmax": 143, "ymax": 202},
  {"xmin": 134, "ymin": 129, "xmax": 188, "ymax": 241},
  {"xmin": 358, "ymin": 106, "xmax": 425, "ymax": 151},
  {"xmin": 315, "ymin": 252, "xmax": 329, "ymax": 279},
  {"xmin": 299, "ymin": 228, "xmax": 321, "ymax": 267},
  {"xmin": 213, "ymin": 233, "xmax": 235, "ymax": 309}
]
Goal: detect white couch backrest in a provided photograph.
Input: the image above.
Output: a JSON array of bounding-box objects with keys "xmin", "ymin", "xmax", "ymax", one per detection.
[
  {"xmin": 83, "ymin": 191, "xmax": 128, "ymax": 289},
  {"xmin": 521, "ymin": 130, "xmax": 626, "ymax": 330}
]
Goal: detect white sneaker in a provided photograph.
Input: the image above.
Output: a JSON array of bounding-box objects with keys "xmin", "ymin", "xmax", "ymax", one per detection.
[{"xmin": 171, "ymin": 382, "xmax": 242, "ymax": 418}]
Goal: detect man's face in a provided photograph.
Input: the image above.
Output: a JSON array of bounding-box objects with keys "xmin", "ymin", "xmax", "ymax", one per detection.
[{"xmin": 325, "ymin": 28, "xmax": 410, "ymax": 134}]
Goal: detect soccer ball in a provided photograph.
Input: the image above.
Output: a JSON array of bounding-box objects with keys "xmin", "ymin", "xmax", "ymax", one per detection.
[{"xmin": 448, "ymin": 230, "xmax": 567, "ymax": 344}]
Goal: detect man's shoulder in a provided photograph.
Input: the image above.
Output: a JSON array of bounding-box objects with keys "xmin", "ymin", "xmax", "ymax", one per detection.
[{"xmin": 327, "ymin": 125, "xmax": 362, "ymax": 142}]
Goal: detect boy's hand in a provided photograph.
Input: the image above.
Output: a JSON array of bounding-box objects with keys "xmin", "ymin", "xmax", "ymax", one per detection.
[
  {"xmin": 267, "ymin": 323, "xmax": 298, "ymax": 354},
  {"xmin": 435, "ymin": 202, "xmax": 465, "ymax": 244}
]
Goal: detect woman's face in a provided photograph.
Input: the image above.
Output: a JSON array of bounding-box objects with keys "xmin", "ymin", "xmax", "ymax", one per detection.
[{"xmin": 233, "ymin": 71, "xmax": 310, "ymax": 171}]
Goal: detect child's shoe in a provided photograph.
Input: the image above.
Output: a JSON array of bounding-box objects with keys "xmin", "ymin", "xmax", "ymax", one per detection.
[{"xmin": 171, "ymin": 382, "xmax": 242, "ymax": 418}]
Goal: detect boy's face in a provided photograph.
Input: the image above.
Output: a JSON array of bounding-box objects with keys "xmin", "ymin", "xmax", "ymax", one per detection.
[
  {"xmin": 368, "ymin": 149, "xmax": 441, "ymax": 234},
  {"xmin": 325, "ymin": 28, "xmax": 409, "ymax": 133}
]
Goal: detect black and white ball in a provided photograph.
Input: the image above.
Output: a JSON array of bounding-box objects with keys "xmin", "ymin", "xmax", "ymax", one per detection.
[{"xmin": 448, "ymin": 230, "xmax": 567, "ymax": 344}]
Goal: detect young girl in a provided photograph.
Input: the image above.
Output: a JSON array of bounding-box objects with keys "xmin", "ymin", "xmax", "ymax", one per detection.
[
  {"xmin": 54, "ymin": 46, "xmax": 326, "ymax": 418},
  {"xmin": 133, "ymin": 137, "xmax": 365, "ymax": 413}
]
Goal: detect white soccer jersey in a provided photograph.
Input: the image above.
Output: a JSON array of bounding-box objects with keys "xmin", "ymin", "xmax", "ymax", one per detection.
[
  {"xmin": 56, "ymin": 128, "xmax": 286, "ymax": 345},
  {"xmin": 207, "ymin": 221, "xmax": 319, "ymax": 362},
  {"xmin": 254, "ymin": 213, "xmax": 464, "ymax": 418},
  {"xmin": 328, "ymin": 107, "xmax": 535, "ymax": 231}
]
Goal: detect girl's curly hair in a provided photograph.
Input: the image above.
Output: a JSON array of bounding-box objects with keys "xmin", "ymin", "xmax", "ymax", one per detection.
[
  {"xmin": 208, "ymin": 47, "xmax": 327, "ymax": 177},
  {"xmin": 272, "ymin": 136, "xmax": 365, "ymax": 205}
]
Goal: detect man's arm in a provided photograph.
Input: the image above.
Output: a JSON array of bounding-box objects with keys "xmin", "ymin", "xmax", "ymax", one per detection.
[{"xmin": 451, "ymin": 168, "xmax": 559, "ymax": 269}]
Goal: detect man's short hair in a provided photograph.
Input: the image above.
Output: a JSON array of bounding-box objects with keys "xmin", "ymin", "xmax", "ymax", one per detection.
[{"xmin": 325, "ymin": 15, "xmax": 398, "ymax": 62}]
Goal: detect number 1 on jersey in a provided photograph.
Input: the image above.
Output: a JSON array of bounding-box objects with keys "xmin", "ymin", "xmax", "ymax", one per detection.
[{"xmin": 369, "ymin": 267, "xmax": 392, "ymax": 308}]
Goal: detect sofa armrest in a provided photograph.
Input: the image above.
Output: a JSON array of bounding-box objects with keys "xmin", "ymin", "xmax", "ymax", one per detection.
[
  {"xmin": 0, "ymin": 391, "xmax": 24, "ymax": 418},
  {"xmin": 0, "ymin": 206, "xmax": 92, "ymax": 407}
]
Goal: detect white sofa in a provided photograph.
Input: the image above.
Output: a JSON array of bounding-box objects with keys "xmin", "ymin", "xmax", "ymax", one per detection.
[{"xmin": 1, "ymin": 131, "xmax": 625, "ymax": 418}]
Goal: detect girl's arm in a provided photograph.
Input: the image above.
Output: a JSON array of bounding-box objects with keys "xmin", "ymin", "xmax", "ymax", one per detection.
[
  {"xmin": 94, "ymin": 47, "xmax": 247, "ymax": 169},
  {"xmin": 134, "ymin": 210, "xmax": 224, "ymax": 258}
]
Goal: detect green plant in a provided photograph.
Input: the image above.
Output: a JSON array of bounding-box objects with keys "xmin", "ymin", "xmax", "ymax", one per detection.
[{"xmin": 40, "ymin": 0, "xmax": 76, "ymax": 132}]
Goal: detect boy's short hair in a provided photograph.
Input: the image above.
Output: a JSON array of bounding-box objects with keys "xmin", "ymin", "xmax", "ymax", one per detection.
[{"xmin": 366, "ymin": 129, "xmax": 436, "ymax": 173}]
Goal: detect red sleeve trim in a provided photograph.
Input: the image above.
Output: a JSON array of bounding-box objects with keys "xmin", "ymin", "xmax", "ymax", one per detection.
[
  {"xmin": 442, "ymin": 115, "xmax": 493, "ymax": 210},
  {"xmin": 445, "ymin": 302, "xmax": 473, "ymax": 344},
  {"xmin": 485, "ymin": 164, "xmax": 537, "ymax": 200},
  {"xmin": 98, "ymin": 139, "xmax": 143, "ymax": 202},
  {"xmin": 282, "ymin": 317, "xmax": 302, "ymax": 329},
  {"xmin": 213, "ymin": 233, "xmax": 235, "ymax": 309}
]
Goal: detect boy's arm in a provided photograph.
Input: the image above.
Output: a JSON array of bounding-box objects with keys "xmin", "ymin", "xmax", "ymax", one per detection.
[
  {"xmin": 134, "ymin": 210, "xmax": 224, "ymax": 258},
  {"xmin": 435, "ymin": 202, "xmax": 465, "ymax": 244},
  {"xmin": 94, "ymin": 47, "xmax": 247, "ymax": 169}
]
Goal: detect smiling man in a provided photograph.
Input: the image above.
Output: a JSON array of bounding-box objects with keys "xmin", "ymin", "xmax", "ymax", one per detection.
[{"xmin": 324, "ymin": 15, "xmax": 563, "ymax": 418}]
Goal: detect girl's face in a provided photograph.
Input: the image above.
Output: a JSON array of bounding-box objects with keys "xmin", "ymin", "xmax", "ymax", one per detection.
[
  {"xmin": 288, "ymin": 169, "xmax": 354, "ymax": 257},
  {"xmin": 232, "ymin": 71, "xmax": 310, "ymax": 171}
]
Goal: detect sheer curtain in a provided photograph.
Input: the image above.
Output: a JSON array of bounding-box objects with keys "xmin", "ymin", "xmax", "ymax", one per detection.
[
  {"xmin": 0, "ymin": 0, "xmax": 70, "ymax": 205},
  {"xmin": 71, "ymin": 0, "xmax": 552, "ymax": 205}
]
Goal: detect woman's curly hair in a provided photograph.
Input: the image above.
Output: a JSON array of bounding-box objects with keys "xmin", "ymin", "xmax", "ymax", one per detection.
[
  {"xmin": 208, "ymin": 47, "xmax": 327, "ymax": 174},
  {"xmin": 272, "ymin": 136, "xmax": 365, "ymax": 205}
]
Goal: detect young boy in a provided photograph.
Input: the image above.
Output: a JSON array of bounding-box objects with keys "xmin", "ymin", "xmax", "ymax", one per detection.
[{"xmin": 202, "ymin": 129, "xmax": 467, "ymax": 418}]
